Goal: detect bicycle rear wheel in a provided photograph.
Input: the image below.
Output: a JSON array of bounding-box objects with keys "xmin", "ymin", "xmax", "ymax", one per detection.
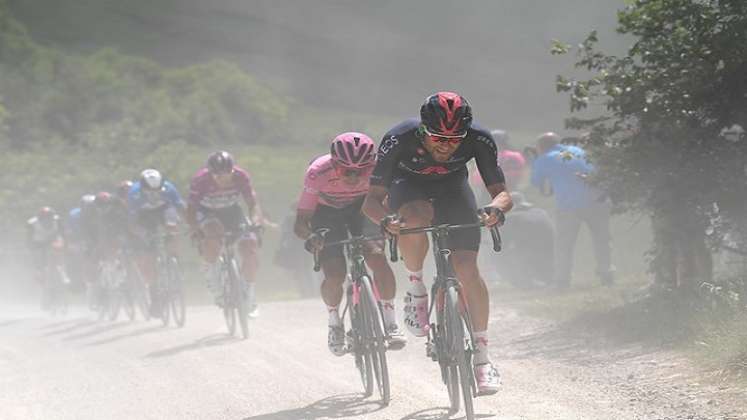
[
  {"xmin": 360, "ymin": 275, "xmax": 390, "ymax": 405},
  {"xmin": 446, "ymin": 285, "xmax": 474, "ymax": 420},
  {"xmin": 167, "ymin": 257, "xmax": 186, "ymax": 328}
]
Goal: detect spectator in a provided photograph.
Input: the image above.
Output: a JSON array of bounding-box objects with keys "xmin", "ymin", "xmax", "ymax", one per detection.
[
  {"xmin": 530, "ymin": 132, "xmax": 614, "ymax": 288},
  {"xmin": 470, "ymin": 129, "xmax": 527, "ymax": 203},
  {"xmin": 493, "ymin": 192, "xmax": 554, "ymax": 288}
]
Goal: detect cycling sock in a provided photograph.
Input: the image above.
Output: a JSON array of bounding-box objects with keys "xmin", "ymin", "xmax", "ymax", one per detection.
[
  {"xmin": 473, "ymin": 330, "xmax": 490, "ymax": 365},
  {"xmin": 327, "ymin": 305, "xmax": 341, "ymax": 327},
  {"xmin": 406, "ymin": 269, "xmax": 426, "ymax": 296},
  {"xmin": 381, "ymin": 299, "xmax": 397, "ymax": 326}
]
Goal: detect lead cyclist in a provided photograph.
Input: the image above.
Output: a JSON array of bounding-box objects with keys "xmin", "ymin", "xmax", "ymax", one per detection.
[{"xmin": 362, "ymin": 91, "xmax": 513, "ymax": 395}]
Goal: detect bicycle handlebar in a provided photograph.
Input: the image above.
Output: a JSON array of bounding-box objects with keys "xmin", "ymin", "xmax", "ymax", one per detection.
[
  {"xmin": 310, "ymin": 229, "xmax": 388, "ymax": 272},
  {"xmin": 388, "ymin": 208, "xmax": 503, "ymax": 261}
]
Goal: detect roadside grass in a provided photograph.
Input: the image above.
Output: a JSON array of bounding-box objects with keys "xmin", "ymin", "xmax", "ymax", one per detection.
[{"xmin": 495, "ymin": 270, "xmax": 747, "ymax": 385}]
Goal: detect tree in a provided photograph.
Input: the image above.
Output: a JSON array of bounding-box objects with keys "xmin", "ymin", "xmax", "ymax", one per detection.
[{"xmin": 553, "ymin": 0, "xmax": 747, "ymax": 293}]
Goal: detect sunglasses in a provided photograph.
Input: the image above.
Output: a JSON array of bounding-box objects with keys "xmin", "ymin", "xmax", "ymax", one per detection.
[
  {"xmin": 336, "ymin": 167, "xmax": 364, "ymax": 177},
  {"xmin": 422, "ymin": 126, "xmax": 467, "ymax": 145}
]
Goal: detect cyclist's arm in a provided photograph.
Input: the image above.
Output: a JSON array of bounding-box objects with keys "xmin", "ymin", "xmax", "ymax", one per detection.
[
  {"xmin": 293, "ymin": 209, "xmax": 315, "ymax": 240},
  {"xmin": 485, "ymin": 183, "xmax": 513, "ymax": 213},
  {"xmin": 362, "ymin": 185, "xmax": 391, "ymax": 225}
]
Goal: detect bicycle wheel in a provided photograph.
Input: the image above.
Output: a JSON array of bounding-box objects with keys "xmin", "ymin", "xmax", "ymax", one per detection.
[
  {"xmin": 360, "ymin": 275, "xmax": 390, "ymax": 405},
  {"xmin": 167, "ymin": 257, "xmax": 186, "ymax": 328},
  {"xmin": 230, "ymin": 258, "xmax": 250, "ymax": 339},
  {"xmin": 152, "ymin": 259, "xmax": 168, "ymax": 327},
  {"xmin": 129, "ymin": 264, "xmax": 151, "ymax": 321},
  {"xmin": 445, "ymin": 285, "xmax": 474, "ymax": 420},
  {"xmin": 222, "ymin": 261, "xmax": 237, "ymax": 336},
  {"xmin": 350, "ymin": 295, "xmax": 374, "ymax": 397}
]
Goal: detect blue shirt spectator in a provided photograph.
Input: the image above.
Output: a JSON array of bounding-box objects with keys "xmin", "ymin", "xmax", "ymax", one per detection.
[{"xmin": 530, "ymin": 142, "xmax": 601, "ymax": 211}]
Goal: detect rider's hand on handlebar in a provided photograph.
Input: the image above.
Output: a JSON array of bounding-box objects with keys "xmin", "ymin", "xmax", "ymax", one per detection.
[
  {"xmin": 380, "ymin": 214, "xmax": 405, "ymax": 236},
  {"xmin": 479, "ymin": 207, "xmax": 505, "ymax": 228},
  {"xmin": 304, "ymin": 232, "xmax": 325, "ymax": 253}
]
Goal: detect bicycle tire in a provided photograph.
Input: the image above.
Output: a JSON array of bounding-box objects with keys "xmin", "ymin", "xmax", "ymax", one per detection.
[
  {"xmin": 360, "ymin": 275, "xmax": 390, "ymax": 405},
  {"xmin": 158, "ymin": 259, "xmax": 171, "ymax": 327},
  {"xmin": 130, "ymin": 264, "xmax": 151, "ymax": 321},
  {"xmin": 351, "ymin": 297, "xmax": 374, "ymax": 397},
  {"xmin": 168, "ymin": 257, "xmax": 186, "ymax": 328},
  {"xmin": 231, "ymin": 258, "xmax": 250, "ymax": 339},
  {"xmin": 436, "ymin": 298, "xmax": 461, "ymax": 414},
  {"xmin": 221, "ymin": 261, "xmax": 237, "ymax": 336},
  {"xmin": 446, "ymin": 285, "xmax": 474, "ymax": 420}
]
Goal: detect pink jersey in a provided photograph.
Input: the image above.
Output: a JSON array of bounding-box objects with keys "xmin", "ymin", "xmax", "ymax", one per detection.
[
  {"xmin": 188, "ymin": 167, "xmax": 256, "ymax": 210},
  {"xmin": 297, "ymin": 154, "xmax": 373, "ymax": 211}
]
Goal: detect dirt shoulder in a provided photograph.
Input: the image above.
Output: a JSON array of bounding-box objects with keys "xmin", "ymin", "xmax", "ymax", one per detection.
[{"xmin": 490, "ymin": 286, "xmax": 747, "ymax": 420}]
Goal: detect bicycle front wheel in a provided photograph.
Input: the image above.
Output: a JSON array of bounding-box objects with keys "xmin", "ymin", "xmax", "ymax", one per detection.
[
  {"xmin": 167, "ymin": 257, "xmax": 186, "ymax": 328},
  {"xmin": 350, "ymin": 296, "xmax": 374, "ymax": 397},
  {"xmin": 360, "ymin": 275, "xmax": 390, "ymax": 405},
  {"xmin": 446, "ymin": 285, "xmax": 474, "ymax": 420}
]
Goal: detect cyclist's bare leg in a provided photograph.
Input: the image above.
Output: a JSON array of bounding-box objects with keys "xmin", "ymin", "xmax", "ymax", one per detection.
[
  {"xmin": 452, "ymin": 249, "xmax": 500, "ymax": 394},
  {"xmin": 237, "ymin": 236, "xmax": 259, "ymax": 284},
  {"xmin": 364, "ymin": 246, "xmax": 407, "ymax": 346},
  {"xmin": 320, "ymin": 257, "xmax": 347, "ymax": 308},
  {"xmin": 200, "ymin": 220, "xmax": 224, "ymax": 264},
  {"xmin": 321, "ymin": 257, "xmax": 347, "ymax": 355},
  {"xmin": 451, "ymin": 250, "xmax": 489, "ymax": 332},
  {"xmin": 135, "ymin": 255, "xmax": 157, "ymax": 287},
  {"xmin": 396, "ymin": 200, "xmax": 433, "ymax": 272},
  {"xmin": 397, "ymin": 201, "xmax": 434, "ymax": 336},
  {"xmin": 363, "ymin": 245, "xmax": 395, "ymax": 300}
]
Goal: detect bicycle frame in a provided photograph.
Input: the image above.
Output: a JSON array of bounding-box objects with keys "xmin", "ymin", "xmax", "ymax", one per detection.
[
  {"xmin": 311, "ymin": 231, "xmax": 391, "ymax": 403},
  {"xmin": 394, "ymin": 218, "xmax": 502, "ymax": 419}
]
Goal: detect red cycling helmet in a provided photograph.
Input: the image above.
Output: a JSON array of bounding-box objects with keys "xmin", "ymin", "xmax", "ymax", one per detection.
[
  {"xmin": 95, "ymin": 191, "xmax": 113, "ymax": 207},
  {"xmin": 330, "ymin": 132, "xmax": 376, "ymax": 169},
  {"xmin": 38, "ymin": 206, "xmax": 57, "ymax": 221},
  {"xmin": 420, "ymin": 91, "xmax": 473, "ymax": 137}
]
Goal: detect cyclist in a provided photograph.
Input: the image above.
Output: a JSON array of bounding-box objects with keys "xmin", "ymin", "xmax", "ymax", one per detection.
[
  {"xmin": 362, "ymin": 91, "xmax": 512, "ymax": 395},
  {"xmin": 116, "ymin": 180, "xmax": 134, "ymax": 204},
  {"xmin": 187, "ymin": 151, "xmax": 264, "ymax": 316},
  {"xmin": 26, "ymin": 207, "xmax": 69, "ymax": 292},
  {"xmin": 295, "ymin": 132, "xmax": 406, "ymax": 356},
  {"xmin": 128, "ymin": 169, "xmax": 186, "ymax": 316},
  {"xmin": 66, "ymin": 195, "xmax": 96, "ymax": 289}
]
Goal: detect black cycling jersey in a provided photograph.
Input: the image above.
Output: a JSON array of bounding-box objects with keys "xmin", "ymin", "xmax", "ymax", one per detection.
[{"xmin": 370, "ymin": 118, "xmax": 505, "ymax": 188}]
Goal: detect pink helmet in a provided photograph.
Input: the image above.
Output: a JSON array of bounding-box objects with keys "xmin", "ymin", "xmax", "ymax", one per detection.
[{"xmin": 330, "ymin": 132, "xmax": 376, "ymax": 168}]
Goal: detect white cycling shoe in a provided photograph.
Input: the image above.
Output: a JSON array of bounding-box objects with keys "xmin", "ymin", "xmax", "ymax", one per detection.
[
  {"xmin": 327, "ymin": 325, "xmax": 346, "ymax": 357},
  {"xmin": 386, "ymin": 323, "xmax": 407, "ymax": 350},
  {"xmin": 474, "ymin": 362, "xmax": 501, "ymax": 396},
  {"xmin": 403, "ymin": 291, "xmax": 429, "ymax": 337}
]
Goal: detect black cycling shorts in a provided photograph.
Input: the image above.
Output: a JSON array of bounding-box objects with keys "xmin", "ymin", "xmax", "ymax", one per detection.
[
  {"xmin": 310, "ymin": 198, "xmax": 380, "ymax": 262},
  {"xmin": 387, "ymin": 173, "xmax": 480, "ymax": 251}
]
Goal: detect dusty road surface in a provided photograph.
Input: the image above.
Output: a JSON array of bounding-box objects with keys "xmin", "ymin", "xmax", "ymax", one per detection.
[{"xmin": 1, "ymin": 299, "xmax": 745, "ymax": 420}]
